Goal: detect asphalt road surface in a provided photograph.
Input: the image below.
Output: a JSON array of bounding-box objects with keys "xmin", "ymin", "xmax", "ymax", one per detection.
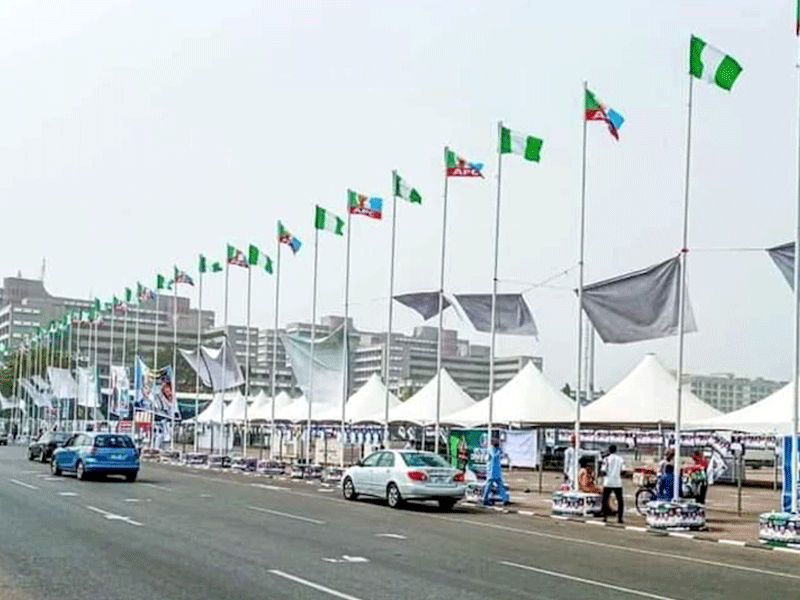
[{"xmin": 0, "ymin": 448, "xmax": 797, "ymax": 600}]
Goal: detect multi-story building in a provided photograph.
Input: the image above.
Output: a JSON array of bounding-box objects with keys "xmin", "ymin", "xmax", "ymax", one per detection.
[
  {"xmin": 683, "ymin": 373, "xmax": 787, "ymax": 413},
  {"xmin": 203, "ymin": 325, "xmax": 262, "ymax": 390}
]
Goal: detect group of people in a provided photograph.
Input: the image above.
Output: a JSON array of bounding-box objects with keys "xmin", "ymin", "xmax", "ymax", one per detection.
[{"xmin": 572, "ymin": 444, "xmax": 626, "ymax": 523}]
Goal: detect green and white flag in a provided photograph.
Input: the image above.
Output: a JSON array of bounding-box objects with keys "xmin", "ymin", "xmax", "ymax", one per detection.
[
  {"xmin": 314, "ymin": 205, "xmax": 345, "ymax": 236},
  {"xmin": 249, "ymin": 244, "xmax": 274, "ymax": 274},
  {"xmin": 689, "ymin": 35, "xmax": 742, "ymax": 91},
  {"xmin": 393, "ymin": 171, "xmax": 422, "ymax": 204},
  {"xmin": 499, "ymin": 126, "xmax": 543, "ymax": 162}
]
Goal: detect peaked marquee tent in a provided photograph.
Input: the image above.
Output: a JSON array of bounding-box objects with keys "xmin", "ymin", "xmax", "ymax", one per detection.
[
  {"xmin": 444, "ymin": 361, "xmax": 575, "ymax": 426},
  {"xmin": 388, "ymin": 369, "xmax": 475, "ymax": 426},
  {"xmin": 687, "ymin": 382, "xmax": 795, "ymax": 434},
  {"xmin": 250, "ymin": 391, "xmax": 295, "ymax": 422},
  {"xmin": 318, "ymin": 373, "xmax": 401, "ymax": 423},
  {"xmin": 581, "ymin": 354, "xmax": 721, "ymax": 426}
]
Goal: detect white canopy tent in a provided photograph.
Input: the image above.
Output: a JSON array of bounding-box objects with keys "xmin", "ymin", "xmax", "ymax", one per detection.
[
  {"xmin": 388, "ymin": 369, "xmax": 475, "ymax": 426},
  {"xmin": 687, "ymin": 382, "xmax": 795, "ymax": 434},
  {"xmin": 273, "ymin": 396, "xmax": 330, "ymax": 423},
  {"xmin": 224, "ymin": 393, "xmax": 249, "ymax": 424},
  {"xmin": 250, "ymin": 391, "xmax": 295, "ymax": 422},
  {"xmin": 581, "ymin": 354, "xmax": 721, "ymax": 426},
  {"xmin": 318, "ymin": 373, "xmax": 401, "ymax": 423},
  {"xmin": 445, "ymin": 361, "xmax": 575, "ymax": 426},
  {"xmin": 194, "ymin": 394, "xmax": 225, "ymax": 425}
]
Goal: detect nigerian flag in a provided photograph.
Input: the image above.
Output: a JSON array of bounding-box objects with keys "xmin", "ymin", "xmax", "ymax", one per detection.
[
  {"xmin": 689, "ymin": 36, "xmax": 742, "ymax": 91},
  {"xmin": 393, "ymin": 171, "xmax": 422, "ymax": 204},
  {"xmin": 499, "ymin": 126, "xmax": 543, "ymax": 162},
  {"xmin": 314, "ymin": 205, "xmax": 345, "ymax": 235}
]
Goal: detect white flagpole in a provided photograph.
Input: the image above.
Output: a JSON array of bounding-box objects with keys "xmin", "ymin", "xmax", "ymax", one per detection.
[
  {"xmin": 220, "ymin": 258, "xmax": 230, "ymax": 455},
  {"xmin": 245, "ymin": 262, "xmax": 252, "ymax": 457},
  {"xmin": 270, "ymin": 239, "xmax": 282, "ymax": 460},
  {"xmin": 573, "ymin": 82, "xmax": 589, "ymax": 491},
  {"xmin": 488, "ymin": 121, "xmax": 504, "ymax": 449},
  {"xmin": 341, "ymin": 207, "xmax": 352, "ymax": 467},
  {"xmin": 93, "ymin": 317, "xmax": 99, "ymax": 429},
  {"xmin": 74, "ymin": 320, "xmax": 81, "ymax": 429},
  {"xmin": 195, "ymin": 263, "xmax": 204, "ymax": 452},
  {"xmin": 791, "ymin": 54, "xmax": 800, "ymax": 514},
  {"xmin": 384, "ymin": 173, "xmax": 399, "ymax": 448},
  {"xmin": 435, "ymin": 148, "xmax": 450, "ymax": 455},
  {"xmin": 171, "ymin": 271, "xmax": 178, "ymax": 453},
  {"xmin": 109, "ymin": 304, "xmax": 115, "ymax": 419},
  {"xmin": 674, "ymin": 74, "xmax": 694, "ymax": 501},
  {"xmin": 122, "ymin": 301, "xmax": 128, "ymax": 369},
  {"xmin": 153, "ymin": 289, "xmax": 160, "ymax": 448},
  {"xmin": 308, "ymin": 226, "xmax": 320, "ymax": 465},
  {"xmin": 132, "ymin": 297, "xmax": 140, "ymax": 442}
]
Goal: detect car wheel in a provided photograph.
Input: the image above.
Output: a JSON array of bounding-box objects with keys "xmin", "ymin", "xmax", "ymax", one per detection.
[
  {"xmin": 27, "ymin": 450, "xmax": 34, "ymax": 461},
  {"xmin": 76, "ymin": 461, "xmax": 87, "ymax": 481},
  {"xmin": 50, "ymin": 458, "xmax": 61, "ymax": 476},
  {"xmin": 387, "ymin": 483, "xmax": 403, "ymax": 509},
  {"xmin": 125, "ymin": 472, "xmax": 137, "ymax": 483},
  {"xmin": 342, "ymin": 477, "xmax": 358, "ymax": 501},
  {"xmin": 438, "ymin": 498, "xmax": 457, "ymax": 511}
]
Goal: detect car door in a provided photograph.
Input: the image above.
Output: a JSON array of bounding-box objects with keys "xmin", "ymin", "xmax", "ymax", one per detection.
[
  {"xmin": 374, "ymin": 452, "xmax": 396, "ymax": 496},
  {"xmin": 353, "ymin": 452, "xmax": 382, "ymax": 496},
  {"xmin": 56, "ymin": 435, "xmax": 76, "ymax": 469}
]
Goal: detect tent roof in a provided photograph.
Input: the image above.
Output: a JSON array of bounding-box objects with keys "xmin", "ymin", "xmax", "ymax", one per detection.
[
  {"xmin": 388, "ymin": 369, "xmax": 475, "ymax": 426},
  {"xmin": 224, "ymin": 393, "xmax": 249, "ymax": 423},
  {"xmin": 195, "ymin": 394, "xmax": 225, "ymax": 424},
  {"xmin": 315, "ymin": 373, "xmax": 401, "ymax": 423},
  {"xmin": 250, "ymin": 391, "xmax": 295, "ymax": 422},
  {"xmin": 444, "ymin": 362, "xmax": 575, "ymax": 426},
  {"xmin": 273, "ymin": 396, "xmax": 334, "ymax": 422},
  {"xmin": 687, "ymin": 382, "xmax": 794, "ymax": 434},
  {"xmin": 581, "ymin": 354, "xmax": 721, "ymax": 426}
]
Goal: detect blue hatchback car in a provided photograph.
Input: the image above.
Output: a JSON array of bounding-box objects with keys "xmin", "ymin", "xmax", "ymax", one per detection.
[{"xmin": 51, "ymin": 432, "xmax": 139, "ymax": 482}]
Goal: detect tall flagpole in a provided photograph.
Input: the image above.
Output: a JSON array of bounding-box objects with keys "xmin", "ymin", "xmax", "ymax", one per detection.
[
  {"xmin": 109, "ymin": 305, "xmax": 115, "ymax": 418},
  {"xmin": 171, "ymin": 272, "xmax": 178, "ymax": 452},
  {"xmin": 244, "ymin": 262, "xmax": 252, "ymax": 457},
  {"xmin": 791, "ymin": 52, "xmax": 800, "ymax": 514},
  {"xmin": 122, "ymin": 303, "xmax": 128, "ymax": 370},
  {"xmin": 93, "ymin": 316, "xmax": 99, "ymax": 428},
  {"xmin": 74, "ymin": 320, "xmax": 81, "ymax": 428},
  {"xmin": 270, "ymin": 238, "xmax": 282, "ymax": 460},
  {"xmin": 308, "ymin": 226, "xmax": 320, "ymax": 465},
  {"xmin": 384, "ymin": 173, "xmax": 399, "ymax": 448},
  {"xmin": 573, "ymin": 81, "xmax": 589, "ymax": 491},
  {"xmin": 153, "ymin": 289, "xmax": 160, "ymax": 448},
  {"xmin": 195, "ymin": 263, "xmax": 203, "ymax": 452},
  {"xmin": 132, "ymin": 297, "xmax": 140, "ymax": 443},
  {"xmin": 674, "ymin": 74, "xmax": 694, "ymax": 501},
  {"xmin": 435, "ymin": 149, "xmax": 450, "ymax": 455},
  {"xmin": 488, "ymin": 122, "xmax": 505, "ymax": 449},
  {"xmin": 220, "ymin": 258, "xmax": 230, "ymax": 455},
  {"xmin": 341, "ymin": 207, "xmax": 353, "ymax": 467}
]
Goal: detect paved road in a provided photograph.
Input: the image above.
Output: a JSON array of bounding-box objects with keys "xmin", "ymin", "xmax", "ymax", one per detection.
[{"xmin": 0, "ymin": 448, "xmax": 797, "ymax": 600}]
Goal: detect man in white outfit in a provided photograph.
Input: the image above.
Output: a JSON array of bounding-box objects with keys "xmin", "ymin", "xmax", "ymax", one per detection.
[{"xmin": 602, "ymin": 444, "xmax": 625, "ymax": 523}]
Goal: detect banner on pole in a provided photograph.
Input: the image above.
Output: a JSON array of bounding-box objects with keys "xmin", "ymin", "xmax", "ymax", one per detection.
[
  {"xmin": 110, "ymin": 366, "xmax": 131, "ymax": 417},
  {"xmin": 782, "ymin": 435, "xmax": 800, "ymax": 512},
  {"xmin": 133, "ymin": 357, "xmax": 178, "ymax": 418}
]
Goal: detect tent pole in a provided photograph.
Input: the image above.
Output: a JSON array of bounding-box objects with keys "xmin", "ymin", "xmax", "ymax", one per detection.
[{"xmin": 341, "ymin": 206, "xmax": 352, "ymax": 467}]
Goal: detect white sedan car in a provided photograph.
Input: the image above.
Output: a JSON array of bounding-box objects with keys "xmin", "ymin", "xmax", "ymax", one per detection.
[{"xmin": 342, "ymin": 450, "xmax": 466, "ymax": 510}]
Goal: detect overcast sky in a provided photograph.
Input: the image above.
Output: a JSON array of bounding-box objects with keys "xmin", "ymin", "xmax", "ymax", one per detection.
[{"xmin": 0, "ymin": 1, "xmax": 796, "ymax": 390}]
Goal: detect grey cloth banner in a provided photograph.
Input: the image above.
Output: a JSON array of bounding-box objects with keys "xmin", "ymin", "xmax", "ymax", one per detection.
[
  {"xmin": 394, "ymin": 291, "xmax": 451, "ymax": 320},
  {"xmin": 452, "ymin": 293, "xmax": 538, "ymax": 336},
  {"xmin": 581, "ymin": 256, "xmax": 697, "ymax": 344},
  {"xmin": 179, "ymin": 339, "xmax": 244, "ymax": 392},
  {"xmin": 280, "ymin": 325, "xmax": 346, "ymax": 407},
  {"xmin": 767, "ymin": 242, "xmax": 794, "ymax": 288}
]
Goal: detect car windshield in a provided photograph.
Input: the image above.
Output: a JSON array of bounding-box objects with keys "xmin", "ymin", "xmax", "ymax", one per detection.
[
  {"xmin": 52, "ymin": 433, "xmax": 70, "ymax": 442},
  {"xmin": 400, "ymin": 452, "xmax": 450, "ymax": 468},
  {"xmin": 93, "ymin": 435, "xmax": 134, "ymax": 448}
]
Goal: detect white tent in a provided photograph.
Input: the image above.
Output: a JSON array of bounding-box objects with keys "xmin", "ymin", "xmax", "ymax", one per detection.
[
  {"xmin": 581, "ymin": 354, "xmax": 721, "ymax": 426},
  {"xmin": 687, "ymin": 382, "xmax": 795, "ymax": 434},
  {"xmin": 388, "ymin": 369, "xmax": 475, "ymax": 426},
  {"xmin": 250, "ymin": 391, "xmax": 295, "ymax": 422},
  {"xmin": 195, "ymin": 394, "xmax": 225, "ymax": 424},
  {"xmin": 224, "ymin": 393, "xmax": 249, "ymax": 424},
  {"xmin": 317, "ymin": 373, "xmax": 401, "ymax": 423},
  {"xmin": 444, "ymin": 362, "xmax": 575, "ymax": 426},
  {"xmin": 272, "ymin": 396, "xmax": 331, "ymax": 423}
]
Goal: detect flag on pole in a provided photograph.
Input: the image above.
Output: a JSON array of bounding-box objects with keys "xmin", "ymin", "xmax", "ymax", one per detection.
[
  {"xmin": 314, "ymin": 206, "xmax": 345, "ymax": 235},
  {"xmin": 393, "ymin": 172, "xmax": 422, "ymax": 204},
  {"xmin": 174, "ymin": 267, "xmax": 194, "ymax": 286},
  {"xmin": 499, "ymin": 126, "xmax": 543, "ymax": 162},
  {"xmin": 125, "ymin": 287, "xmax": 133, "ymax": 303},
  {"xmin": 445, "ymin": 147, "xmax": 484, "ymax": 177},
  {"xmin": 348, "ymin": 189, "xmax": 383, "ymax": 219},
  {"xmin": 227, "ymin": 244, "xmax": 249, "ymax": 268},
  {"xmin": 796, "ymin": 0, "xmax": 799, "ymax": 35},
  {"xmin": 248, "ymin": 244, "xmax": 261, "ymax": 266},
  {"xmin": 585, "ymin": 89, "xmax": 624, "ymax": 140},
  {"xmin": 156, "ymin": 274, "xmax": 167, "ymax": 290},
  {"xmin": 278, "ymin": 222, "xmax": 302, "ymax": 254},
  {"xmin": 211, "ymin": 261, "xmax": 223, "ymax": 273},
  {"xmin": 264, "ymin": 256, "xmax": 273, "ymax": 274},
  {"xmin": 689, "ymin": 35, "xmax": 742, "ymax": 91},
  {"xmin": 138, "ymin": 283, "xmax": 155, "ymax": 302},
  {"xmin": 199, "ymin": 254, "xmax": 208, "ymax": 274}
]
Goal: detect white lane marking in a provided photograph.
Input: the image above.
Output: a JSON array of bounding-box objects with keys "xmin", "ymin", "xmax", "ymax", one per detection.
[
  {"xmin": 500, "ymin": 561, "xmax": 680, "ymax": 600},
  {"xmin": 269, "ymin": 569, "xmax": 364, "ymax": 600},
  {"xmin": 35, "ymin": 474, "xmax": 50, "ymax": 478},
  {"xmin": 519, "ymin": 510, "xmax": 534, "ymax": 516},
  {"xmin": 318, "ymin": 488, "xmax": 334, "ymax": 493},
  {"xmin": 20, "ymin": 470, "xmax": 40, "ymax": 475},
  {"xmin": 59, "ymin": 491, "xmax": 78, "ymax": 497},
  {"xmin": 86, "ymin": 505, "xmax": 143, "ymax": 527},
  {"xmin": 247, "ymin": 505, "xmax": 326, "ymax": 525},
  {"xmin": 200, "ymin": 493, "xmax": 212, "ymax": 498},
  {"xmin": 251, "ymin": 483, "xmax": 288, "ymax": 491},
  {"xmin": 124, "ymin": 498, "xmax": 140, "ymax": 503},
  {"xmin": 436, "ymin": 516, "xmax": 800, "ymax": 581},
  {"xmin": 43, "ymin": 477, "xmax": 62, "ymax": 482},
  {"xmin": 551, "ymin": 515, "xmax": 569, "ymax": 520},
  {"xmin": 669, "ymin": 532, "xmax": 694, "ymax": 539},
  {"xmin": 774, "ymin": 547, "xmax": 800, "ymax": 555},
  {"xmin": 719, "ymin": 540, "xmax": 746, "ymax": 547},
  {"xmin": 375, "ymin": 533, "xmax": 407, "ymax": 540},
  {"xmin": 8, "ymin": 479, "xmax": 38, "ymax": 490},
  {"xmin": 142, "ymin": 483, "xmax": 172, "ymax": 492},
  {"xmin": 586, "ymin": 521, "xmax": 605, "ymax": 526},
  {"xmin": 626, "ymin": 526, "xmax": 647, "ymax": 532},
  {"xmin": 321, "ymin": 555, "xmax": 370, "ymax": 564}
]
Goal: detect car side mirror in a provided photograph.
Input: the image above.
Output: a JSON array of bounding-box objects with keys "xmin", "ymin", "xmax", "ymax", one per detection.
[{"xmin": 356, "ymin": 460, "xmax": 364, "ymax": 467}]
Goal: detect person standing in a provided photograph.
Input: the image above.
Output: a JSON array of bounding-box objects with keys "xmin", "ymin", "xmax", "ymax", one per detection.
[
  {"xmin": 563, "ymin": 434, "xmax": 576, "ymax": 487},
  {"xmin": 482, "ymin": 439, "xmax": 510, "ymax": 506},
  {"xmin": 602, "ymin": 444, "xmax": 625, "ymax": 523}
]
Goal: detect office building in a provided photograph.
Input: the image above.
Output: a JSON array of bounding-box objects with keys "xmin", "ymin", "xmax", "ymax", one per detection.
[{"xmin": 683, "ymin": 373, "xmax": 787, "ymax": 413}]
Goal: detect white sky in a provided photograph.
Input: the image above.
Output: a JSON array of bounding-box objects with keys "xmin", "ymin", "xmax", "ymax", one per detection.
[{"xmin": 0, "ymin": 1, "xmax": 796, "ymax": 390}]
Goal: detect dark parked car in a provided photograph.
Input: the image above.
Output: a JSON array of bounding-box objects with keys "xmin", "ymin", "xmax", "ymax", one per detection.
[{"xmin": 28, "ymin": 432, "xmax": 71, "ymax": 462}]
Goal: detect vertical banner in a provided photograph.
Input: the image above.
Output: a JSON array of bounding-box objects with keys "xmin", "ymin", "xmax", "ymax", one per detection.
[
  {"xmin": 110, "ymin": 366, "xmax": 131, "ymax": 418},
  {"xmin": 133, "ymin": 357, "xmax": 177, "ymax": 418},
  {"xmin": 783, "ymin": 435, "xmax": 800, "ymax": 512}
]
